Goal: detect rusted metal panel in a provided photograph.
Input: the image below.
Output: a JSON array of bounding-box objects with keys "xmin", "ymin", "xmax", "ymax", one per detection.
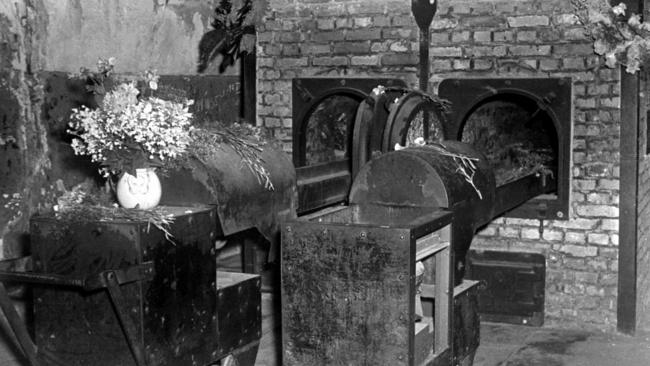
[
  {"xmin": 452, "ymin": 282, "xmax": 480, "ymax": 366},
  {"xmin": 215, "ymin": 272, "xmax": 261, "ymax": 358},
  {"xmin": 493, "ymin": 173, "xmax": 556, "ymax": 218},
  {"xmin": 282, "ymin": 205, "xmax": 454, "ymax": 366},
  {"xmin": 28, "ymin": 207, "xmax": 261, "ymax": 366},
  {"xmin": 296, "ymin": 160, "xmax": 351, "ymax": 215},
  {"xmin": 159, "ymin": 143, "xmax": 297, "ymax": 251},
  {"xmin": 282, "ymin": 220, "xmax": 412, "ymax": 366},
  {"xmin": 438, "ymin": 77, "xmax": 571, "ymax": 220},
  {"xmin": 31, "ymin": 217, "xmax": 144, "ymax": 366},
  {"xmin": 348, "ymin": 142, "xmax": 495, "ymax": 283},
  {"xmin": 139, "ymin": 207, "xmax": 218, "ymax": 366},
  {"xmin": 467, "ymin": 250, "xmax": 545, "ymax": 327},
  {"xmin": 157, "ymin": 75, "xmax": 241, "ymax": 125}
]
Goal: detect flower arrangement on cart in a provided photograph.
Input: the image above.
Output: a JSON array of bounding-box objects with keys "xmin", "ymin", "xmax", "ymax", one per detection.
[{"xmin": 61, "ymin": 57, "xmax": 272, "ymax": 236}]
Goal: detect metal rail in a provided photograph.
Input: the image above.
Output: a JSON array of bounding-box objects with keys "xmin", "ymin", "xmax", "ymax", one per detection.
[{"xmin": 0, "ymin": 259, "xmax": 154, "ymax": 366}]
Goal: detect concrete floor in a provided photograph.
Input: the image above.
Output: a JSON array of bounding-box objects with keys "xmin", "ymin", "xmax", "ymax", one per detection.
[
  {"xmin": 0, "ymin": 291, "xmax": 649, "ymax": 365},
  {"xmin": 0, "ymin": 251, "xmax": 648, "ymax": 366},
  {"xmin": 254, "ymin": 292, "xmax": 650, "ymax": 366}
]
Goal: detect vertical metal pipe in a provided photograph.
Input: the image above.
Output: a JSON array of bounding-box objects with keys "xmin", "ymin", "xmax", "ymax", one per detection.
[
  {"xmin": 412, "ymin": 0, "xmax": 437, "ymax": 141},
  {"xmin": 420, "ymin": 28, "xmax": 431, "ymax": 140},
  {"xmin": 419, "ymin": 28, "xmax": 430, "ymax": 93},
  {"xmin": 617, "ymin": 0, "xmax": 644, "ymax": 335}
]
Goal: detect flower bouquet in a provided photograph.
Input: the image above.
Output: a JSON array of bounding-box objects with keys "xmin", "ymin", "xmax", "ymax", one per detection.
[
  {"xmin": 68, "ymin": 60, "xmax": 194, "ymax": 209},
  {"xmin": 573, "ymin": 0, "xmax": 650, "ymax": 74}
]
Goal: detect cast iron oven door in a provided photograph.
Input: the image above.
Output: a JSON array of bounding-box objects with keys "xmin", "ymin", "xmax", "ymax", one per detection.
[
  {"xmin": 439, "ymin": 78, "xmax": 571, "ymax": 220},
  {"xmin": 292, "ymin": 78, "xmax": 407, "ymax": 215}
]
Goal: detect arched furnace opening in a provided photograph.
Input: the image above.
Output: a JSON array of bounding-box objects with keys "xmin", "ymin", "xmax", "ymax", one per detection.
[
  {"xmin": 291, "ymin": 78, "xmax": 407, "ymax": 214},
  {"xmin": 461, "ymin": 94, "xmax": 558, "ymax": 187},
  {"xmin": 439, "ymin": 78, "xmax": 571, "ymax": 220}
]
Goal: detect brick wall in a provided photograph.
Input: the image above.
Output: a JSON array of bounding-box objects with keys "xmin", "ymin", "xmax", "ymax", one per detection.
[{"xmin": 258, "ymin": 0, "xmax": 621, "ymax": 328}]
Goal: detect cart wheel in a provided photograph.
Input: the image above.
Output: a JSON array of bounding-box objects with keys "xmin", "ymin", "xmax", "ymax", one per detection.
[{"xmin": 220, "ymin": 355, "xmax": 238, "ymax": 366}]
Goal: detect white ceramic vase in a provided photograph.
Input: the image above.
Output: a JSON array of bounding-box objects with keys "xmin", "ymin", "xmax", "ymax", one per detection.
[{"xmin": 116, "ymin": 168, "xmax": 162, "ymax": 210}]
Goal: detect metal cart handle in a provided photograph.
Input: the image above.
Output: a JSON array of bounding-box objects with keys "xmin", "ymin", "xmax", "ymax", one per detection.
[{"xmin": 0, "ymin": 261, "xmax": 155, "ymax": 366}]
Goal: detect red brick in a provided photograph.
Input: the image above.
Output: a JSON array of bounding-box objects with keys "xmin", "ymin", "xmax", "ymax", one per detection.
[
  {"xmin": 382, "ymin": 28, "xmax": 415, "ymax": 40},
  {"xmin": 517, "ymin": 30, "xmax": 537, "ymax": 42},
  {"xmin": 311, "ymin": 31, "xmax": 345, "ymax": 43},
  {"xmin": 334, "ymin": 18, "xmax": 350, "ymax": 28},
  {"xmin": 553, "ymin": 43, "xmax": 594, "ymax": 56},
  {"xmin": 277, "ymin": 57, "xmax": 308, "ymax": 67},
  {"xmin": 472, "ymin": 59, "xmax": 493, "ymax": 70},
  {"xmin": 389, "ymin": 41, "xmax": 409, "ymax": 52},
  {"xmin": 508, "ymin": 45, "xmax": 551, "ymax": 56},
  {"xmin": 353, "ymin": 17, "xmax": 372, "ymax": 28},
  {"xmin": 507, "ymin": 15, "xmax": 549, "ymax": 27},
  {"xmin": 451, "ymin": 31, "xmax": 471, "ymax": 42},
  {"xmin": 540, "ymin": 58, "xmax": 560, "ymax": 71},
  {"xmin": 473, "ymin": 31, "xmax": 491, "ymax": 42},
  {"xmin": 553, "ymin": 14, "xmax": 580, "ymax": 25},
  {"xmin": 576, "ymin": 205, "xmax": 619, "ymax": 218},
  {"xmin": 563, "ymin": 57, "xmax": 586, "ymax": 69},
  {"xmin": 461, "ymin": 15, "xmax": 507, "ymax": 28},
  {"xmin": 312, "ymin": 56, "xmax": 348, "ymax": 66},
  {"xmin": 299, "ymin": 44, "xmax": 331, "ymax": 55},
  {"xmin": 431, "ymin": 47, "xmax": 463, "ymax": 57},
  {"xmin": 467, "ymin": 46, "xmax": 506, "ymax": 57},
  {"xmin": 345, "ymin": 28, "xmax": 382, "ymax": 41},
  {"xmin": 316, "ymin": 19, "xmax": 335, "ymax": 30},
  {"xmin": 453, "ymin": 59, "xmax": 471, "ymax": 70},
  {"xmin": 381, "ymin": 53, "xmax": 418, "ymax": 66},
  {"xmin": 493, "ymin": 30, "xmax": 514, "ymax": 42},
  {"xmin": 351, "ymin": 55, "xmax": 379, "ymax": 66},
  {"xmin": 431, "ymin": 18, "xmax": 459, "ymax": 30},
  {"xmin": 333, "ymin": 42, "xmax": 371, "ymax": 54}
]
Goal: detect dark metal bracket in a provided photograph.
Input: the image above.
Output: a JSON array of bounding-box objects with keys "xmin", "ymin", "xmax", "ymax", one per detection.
[{"xmin": 0, "ymin": 260, "xmax": 155, "ymax": 366}]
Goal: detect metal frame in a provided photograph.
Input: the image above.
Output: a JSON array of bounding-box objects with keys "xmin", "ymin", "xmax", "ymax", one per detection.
[
  {"xmin": 0, "ymin": 261, "xmax": 155, "ymax": 366},
  {"xmin": 438, "ymin": 78, "xmax": 572, "ymax": 220}
]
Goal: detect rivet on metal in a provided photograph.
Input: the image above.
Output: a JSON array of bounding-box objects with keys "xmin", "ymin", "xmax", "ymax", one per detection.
[
  {"xmin": 556, "ymin": 211, "xmax": 564, "ymax": 218},
  {"xmin": 400, "ymin": 235, "xmax": 405, "ymax": 240},
  {"xmin": 360, "ymin": 232, "xmax": 366, "ymax": 238}
]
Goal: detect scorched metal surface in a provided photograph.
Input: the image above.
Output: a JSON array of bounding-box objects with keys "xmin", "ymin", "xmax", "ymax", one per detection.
[
  {"xmin": 282, "ymin": 205, "xmax": 454, "ymax": 366},
  {"xmin": 27, "ymin": 206, "xmax": 261, "ymax": 366}
]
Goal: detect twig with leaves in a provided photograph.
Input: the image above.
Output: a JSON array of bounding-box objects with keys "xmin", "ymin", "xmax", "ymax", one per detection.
[
  {"xmin": 425, "ymin": 143, "xmax": 483, "ymax": 199},
  {"xmin": 189, "ymin": 126, "xmax": 274, "ymax": 191},
  {"xmin": 55, "ymin": 204, "xmax": 177, "ymax": 244},
  {"xmin": 197, "ymin": 0, "xmax": 256, "ymax": 73}
]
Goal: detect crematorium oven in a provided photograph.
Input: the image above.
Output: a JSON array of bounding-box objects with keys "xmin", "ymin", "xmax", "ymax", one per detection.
[{"xmin": 283, "ymin": 77, "xmax": 571, "ymax": 365}]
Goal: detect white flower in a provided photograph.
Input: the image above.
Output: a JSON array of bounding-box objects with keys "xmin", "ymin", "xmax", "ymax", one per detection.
[
  {"xmin": 68, "ymin": 80, "xmax": 194, "ymax": 174},
  {"xmin": 628, "ymin": 14, "xmax": 641, "ymax": 27},
  {"xmin": 594, "ymin": 39, "xmax": 608, "ymax": 55},
  {"xmin": 371, "ymin": 85, "xmax": 385, "ymax": 96},
  {"xmin": 612, "ymin": 3, "xmax": 626, "ymax": 16},
  {"xmin": 604, "ymin": 52, "xmax": 618, "ymax": 68}
]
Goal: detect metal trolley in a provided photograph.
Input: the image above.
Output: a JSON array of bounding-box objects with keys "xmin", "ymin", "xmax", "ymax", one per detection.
[{"xmin": 0, "ymin": 206, "xmax": 260, "ymax": 366}]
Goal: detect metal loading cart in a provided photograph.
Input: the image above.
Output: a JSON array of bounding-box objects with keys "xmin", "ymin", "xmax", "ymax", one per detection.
[
  {"xmin": 282, "ymin": 141, "xmax": 495, "ymax": 366},
  {"xmin": 282, "ymin": 205, "xmax": 465, "ymax": 366},
  {"xmin": 0, "ymin": 206, "xmax": 261, "ymax": 366}
]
